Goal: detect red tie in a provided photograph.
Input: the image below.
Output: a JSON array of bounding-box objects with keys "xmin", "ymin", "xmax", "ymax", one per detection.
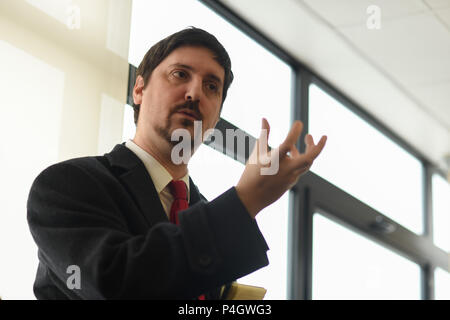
[
  {"xmin": 169, "ymin": 180, "xmax": 188, "ymax": 225},
  {"xmin": 168, "ymin": 180, "xmax": 205, "ymax": 300}
]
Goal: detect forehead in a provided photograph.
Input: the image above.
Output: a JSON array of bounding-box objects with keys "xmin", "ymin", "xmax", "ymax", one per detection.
[{"xmin": 159, "ymin": 46, "xmax": 225, "ymax": 82}]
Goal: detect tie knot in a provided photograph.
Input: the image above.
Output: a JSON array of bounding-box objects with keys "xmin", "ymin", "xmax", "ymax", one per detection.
[{"xmin": 169, "ymin": 180, "xmax": 187, "ymax": 200}]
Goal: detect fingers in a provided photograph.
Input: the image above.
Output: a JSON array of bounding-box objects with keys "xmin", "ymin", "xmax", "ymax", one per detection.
[
  {"xmin": 279, "ymin": 121, "xmax": 303, "ymax": 157},
  {"xmin": 259, "ymin": 118, "xmax": 270, "ymax": 147},
  {"xmin": 248, "ymin": 118, "xmax": 271, "ymax": 164},
  {"xmin": 307, "ymin": 135, "xmax": 327, "ymax": 159},
  {"xmin": 289, "ymin": 143, "xmax": 301, "ymax": 158},
  {"xmin": 290, "ymin": 135, "xmax": 327, "ymax": 172},
  {"xmin": 251, "ymin": 118, "xmax": 327, "ymax": 175},
  {"xmin": 261, "ymin": 118, "xmax": 270, "ymax": 137},
  {"xmin": 304, "ymin": 134, "xmax": 314, "ymax": 153}
]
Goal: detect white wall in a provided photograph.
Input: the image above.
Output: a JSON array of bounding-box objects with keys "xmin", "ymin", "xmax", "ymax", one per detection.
[{"xmin": 0, "ymin": 0, "xmax": 131, "ymax": 299}]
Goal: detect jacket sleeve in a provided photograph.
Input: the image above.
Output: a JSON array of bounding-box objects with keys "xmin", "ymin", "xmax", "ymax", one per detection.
[{"xmin": 27, "ymin": 162, "xmax": 269, "ymax": 299}]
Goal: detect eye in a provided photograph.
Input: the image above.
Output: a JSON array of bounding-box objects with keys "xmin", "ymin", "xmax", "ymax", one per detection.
[
  {"xmin": 172, "ymin": 70, "xmax": 188, "ymax": 79},
  {"xmin": 205, "ymin": 82, "xmax": 218, "ymax": 92}
]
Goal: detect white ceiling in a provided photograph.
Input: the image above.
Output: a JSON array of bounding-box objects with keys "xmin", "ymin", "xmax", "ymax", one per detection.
[
  {"xmin": 303, "ymin": 0, "xmax": 450, "ymax": 126},
  {"xmin": 221, "ymin": 0, "xmax": 450, "ymax": 171}
]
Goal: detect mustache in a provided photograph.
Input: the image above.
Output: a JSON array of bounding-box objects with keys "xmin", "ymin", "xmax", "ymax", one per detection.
[{"xmin": 172, "ymin": 100, "xmax": 202, "ymax": 120}]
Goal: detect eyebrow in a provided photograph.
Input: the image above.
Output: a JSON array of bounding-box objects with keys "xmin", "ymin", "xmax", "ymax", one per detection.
[{"xmin": 168, "ymin": 63, "xmax": 223, "ymax": 86}]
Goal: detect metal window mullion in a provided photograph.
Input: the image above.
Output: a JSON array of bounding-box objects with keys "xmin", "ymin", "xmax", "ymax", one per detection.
[
  {"xmin": 422, "ymin": 163, "xmax": 434, "ymax": 299},
  {"xmin": 288, "ymin": 184, "xmax": 313, "ymax": 300},
  {"xmin": 297, "ymin": 69, "xmax": 311, "ymax": 154},
  {"xmin": 287, "ymin": 67, "xmax": 313, "ymax": 300},
  {"xmin": 301, "ymin": 171, "xmax": 448, "ymax": 267},
  {"xmin": 127, "ymin": 64, "xmax": 137, "ymax": 106}
]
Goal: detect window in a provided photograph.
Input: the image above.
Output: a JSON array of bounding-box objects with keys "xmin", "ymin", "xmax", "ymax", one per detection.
[
  {"xmin": 309, "ymin": 84, "xmax": 423, "ymax": 234},
  {"xmin": 126, "ymin": 0, "xmax": 443, "ymax": 301},
  {"xmin": 122, "ymin": 103, "xmax": 135, "ymax": 141},
  {"xmin": 435, "ymin": 267, "xmax": 450, "ymax": 300},
  {"xmin": 312, "ymin": 213, "xmax": 421, "ymax": 299},
  {"xmin": 127, "ymin": 0, "xmax": 292, "ymax": 299},
  {"xmin": 432, "ymin": 173, "xmax": 450, "ymax": 252}
]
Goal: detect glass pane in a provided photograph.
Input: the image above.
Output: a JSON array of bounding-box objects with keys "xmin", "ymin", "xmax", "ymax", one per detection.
[
  {"xmin": 432, "ymin": 174, "xmax": 450, "ymax": 252},
  {"xmin": 435, "ymin": 267, "xmax": 450, "ymax": 300},
  {"xmin": 313, "ymin": 213, "xmax": 421, "ymax": 299},
  {"xmin": 122, "ymin": 104, "xmax": 136, "ymax": 141},
  {"xmin": 128, "ymin": 0, "xmax": 292, "ymax": 299},
  {"xmin": 309, "ymin": 84, "xmax": 423, "ymax": 234}
]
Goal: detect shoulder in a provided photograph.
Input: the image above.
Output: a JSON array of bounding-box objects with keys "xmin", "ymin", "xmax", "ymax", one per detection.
[{"xmin": 30, "ymin": 155, "xmax": 112, "ymax": 191}]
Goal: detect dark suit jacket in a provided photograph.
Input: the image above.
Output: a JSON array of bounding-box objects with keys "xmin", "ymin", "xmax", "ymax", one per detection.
[{"xmin": 26, "ymin": 143, "xmax": 269, "ymax": 299}]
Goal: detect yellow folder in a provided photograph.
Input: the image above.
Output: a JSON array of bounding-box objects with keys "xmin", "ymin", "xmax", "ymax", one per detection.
[{"xmin": 224, "ymin": 282, "xmax": 267, "ymax": 300}]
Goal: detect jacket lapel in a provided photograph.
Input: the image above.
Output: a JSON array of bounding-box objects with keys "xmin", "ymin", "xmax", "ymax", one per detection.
[
  {"xmin": 104, "ymin": 143, "xmax": 205, "ymax": 227},
  {"xmin": 105, "ymin": 143, "xmax": 168, "ymax": 227},
  {"xmin": 105, "ymin": 143, "xmax": 222, "ymax": 299}
]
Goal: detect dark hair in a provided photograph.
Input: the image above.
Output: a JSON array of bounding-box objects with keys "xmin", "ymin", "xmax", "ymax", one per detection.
[{"xmin": 133, "ymin": 27, "xmax": 234, "ymax": 125}]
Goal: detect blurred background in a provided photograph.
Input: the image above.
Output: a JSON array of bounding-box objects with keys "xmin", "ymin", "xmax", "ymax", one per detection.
[{"xmin": 0, "ymin": 0, "xmax": 449, "ymax": 300}]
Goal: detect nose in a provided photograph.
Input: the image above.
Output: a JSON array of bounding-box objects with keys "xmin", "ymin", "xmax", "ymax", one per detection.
[{"xmin": 184, "ymin": 77, "xmax": 202, "ymax": 102}]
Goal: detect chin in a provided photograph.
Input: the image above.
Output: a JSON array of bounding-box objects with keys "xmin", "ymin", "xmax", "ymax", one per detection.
[{"xmin": 180, "ymin": 118, "xmax": 194, "ymax": 127}]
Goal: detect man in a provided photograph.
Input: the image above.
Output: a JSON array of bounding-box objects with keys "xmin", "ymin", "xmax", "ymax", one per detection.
[{"xmin": 27, "ymin": 27, "xmax": 326, "ymax": 299}]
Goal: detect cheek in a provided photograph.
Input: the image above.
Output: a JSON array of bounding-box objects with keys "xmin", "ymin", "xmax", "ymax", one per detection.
[
  {"xmin": 161, "ymin": 88, "xmax": 186, "ymax": 110},
  {"xmin": 209, "ymin": 102, "xmax": 221, "ymax": 123},
  {"xmin": 202, "ymin": 112, "xmax": 220, "ymax": 135},
  {"xmin": 144, "ymin": 87, "xmax": 176, "ymax": 113}
]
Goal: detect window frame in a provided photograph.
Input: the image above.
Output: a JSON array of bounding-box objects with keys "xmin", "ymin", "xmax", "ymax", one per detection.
[{"xmin": 125, "ymin": 0, "xmax": 449, "ymax": 300}]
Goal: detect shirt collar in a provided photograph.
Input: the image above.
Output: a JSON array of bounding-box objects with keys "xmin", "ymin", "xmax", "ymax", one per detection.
[{"xmin": 125, "ymin": 139, "xmax": 190, "ymax": 196}]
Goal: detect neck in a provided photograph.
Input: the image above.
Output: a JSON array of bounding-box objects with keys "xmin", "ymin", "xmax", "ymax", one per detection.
[{"xmin": 132, "ymin": 132, "xmax": 188, "ymax": 181}]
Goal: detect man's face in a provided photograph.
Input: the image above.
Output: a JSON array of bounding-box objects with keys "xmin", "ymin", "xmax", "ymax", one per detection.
[{"xmin": 134, "ymin": 46, "xmax": 225, "ymax": 152}]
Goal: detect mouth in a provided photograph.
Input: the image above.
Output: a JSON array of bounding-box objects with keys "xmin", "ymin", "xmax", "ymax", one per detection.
[{"xmin": 175, "ymin": 110, "xmax": 200, "ymax": 121}]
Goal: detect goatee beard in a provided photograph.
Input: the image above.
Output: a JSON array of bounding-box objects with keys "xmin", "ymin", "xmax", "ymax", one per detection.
[
  {"xmin": 156, "ymin": 116, "xmax": 197, "ymax": 151},
  {"xmin": 156, "ymin": 100, "xmax": 202, "ymax": 151}
]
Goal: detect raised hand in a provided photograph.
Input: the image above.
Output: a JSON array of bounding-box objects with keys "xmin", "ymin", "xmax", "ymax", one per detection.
[{"xmin": 236, "ymin": 118, "xmax": 327, "ymax": 218}]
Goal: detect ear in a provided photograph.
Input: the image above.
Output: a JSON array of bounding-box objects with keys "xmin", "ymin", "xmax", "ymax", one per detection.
[{"xmin": 133, "ymin": 75, "xmax": 145, "ymax": 105}]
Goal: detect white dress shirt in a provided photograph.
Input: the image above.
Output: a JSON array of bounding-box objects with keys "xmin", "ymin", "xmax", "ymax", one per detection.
[{"xmin": 125, "ymin": 139, "xmax": 190, "ymax": 218}]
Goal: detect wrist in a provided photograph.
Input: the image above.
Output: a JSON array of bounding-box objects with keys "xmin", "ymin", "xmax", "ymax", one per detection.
[{"xmin": 235, "ymin": 185, "xmax": 260, "ymax": 218}]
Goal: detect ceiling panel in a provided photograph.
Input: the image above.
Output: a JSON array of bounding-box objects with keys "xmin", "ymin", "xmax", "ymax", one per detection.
[
  {"xmin": 301, "ymin": 0, "xmax": 428, "ymax": 27},
  {"xmin": 338, "ymin": 12, "xmax": 450, "ymax": 87},
  {"xmin": 412, "ymin": 81, "xmax": 450, "ymax": 128},
  {"xmin": 424, "ymin": 0, "xmax": 450, "ymax": 9},
  {"xmin": 221, "ymin": 0, "xmax": 450, "ymax": 170},
  {"xmin": 434, "ymin": 6, "xmax": 450, "ymax": 26}
]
